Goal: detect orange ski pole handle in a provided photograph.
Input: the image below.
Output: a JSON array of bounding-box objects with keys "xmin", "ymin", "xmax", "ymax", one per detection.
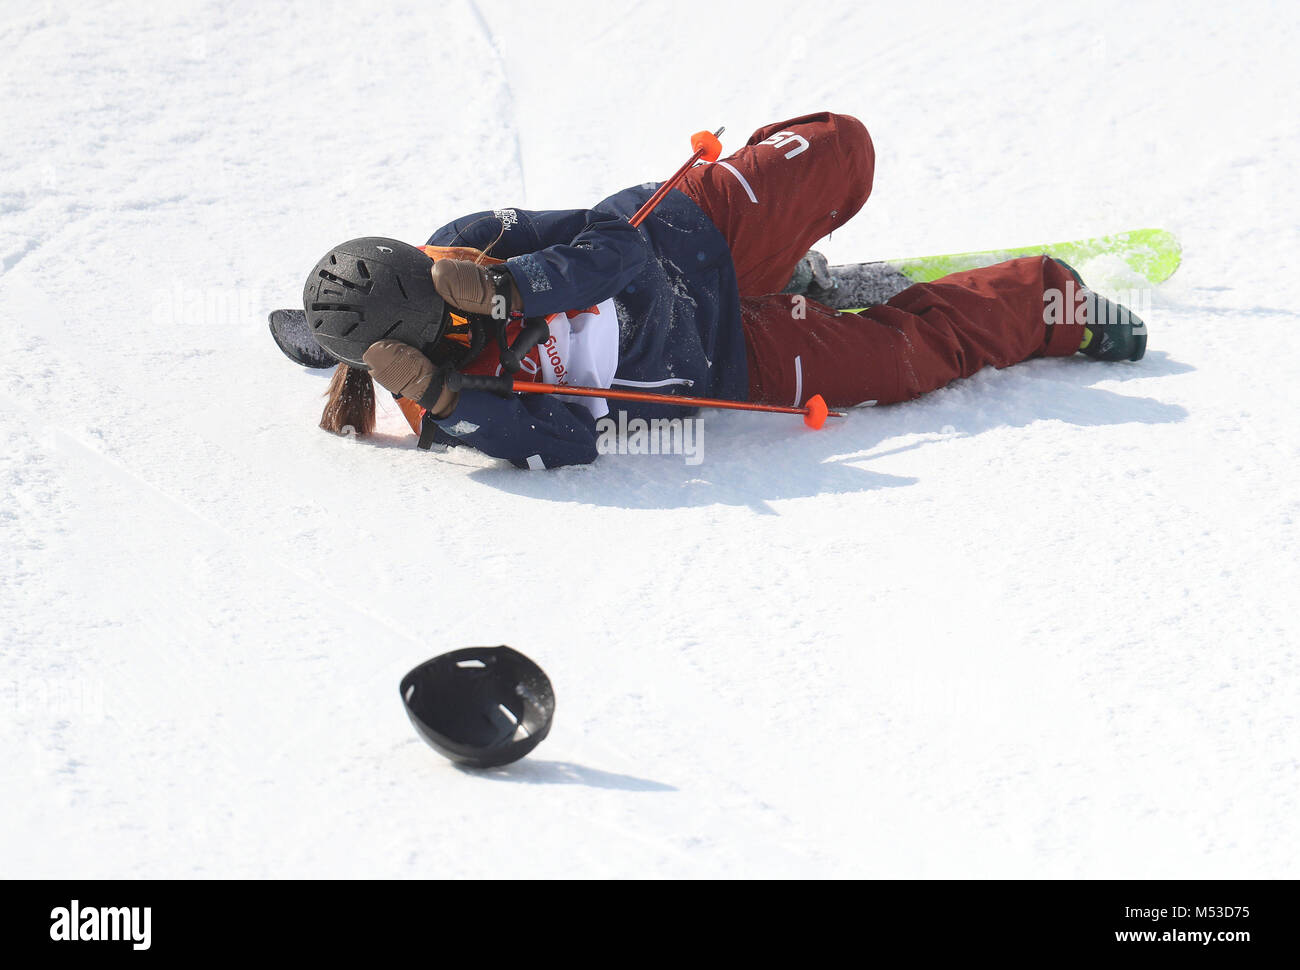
[
  {"xmin": 508, "ymin": 381, "xmax": 842, "ymax": 429},
  {"xmin": 628, "ymin": 126, "xmax": 725, "ymax": 228}
]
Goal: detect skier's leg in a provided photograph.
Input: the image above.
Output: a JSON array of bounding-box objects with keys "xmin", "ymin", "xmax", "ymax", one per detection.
[
  {"xmin": 677, "ymin": 112, "xmax": 874, "ymax": 297},
  {"xmin": 742, "ymin": 256, "xmax": 1086, "ymax": 407}
]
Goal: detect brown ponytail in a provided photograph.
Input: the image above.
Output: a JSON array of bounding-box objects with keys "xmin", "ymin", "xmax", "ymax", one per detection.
[{"xmin": 319, "ymin": 363, "xmax": 376, "ymax": 437}]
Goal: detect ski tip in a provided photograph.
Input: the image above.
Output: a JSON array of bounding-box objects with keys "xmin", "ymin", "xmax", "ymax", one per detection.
[
  {"xmin": 803, "ymin": 394, "xmax": 830, "ymax": 430},
  {"xmin": 1126, "ymin": 228, "xmax": 1182, "ymax": 284}
]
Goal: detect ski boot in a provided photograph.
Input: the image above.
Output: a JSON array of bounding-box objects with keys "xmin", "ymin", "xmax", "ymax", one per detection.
[{"xmin": 1053, "ymin": 257, "xmax": 1147, "ymax": 361}]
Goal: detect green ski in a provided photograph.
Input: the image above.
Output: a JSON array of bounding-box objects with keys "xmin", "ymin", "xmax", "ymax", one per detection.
[{"xmin": 811, "ymin": 228, "xmax": 1181, "ymax": 308}]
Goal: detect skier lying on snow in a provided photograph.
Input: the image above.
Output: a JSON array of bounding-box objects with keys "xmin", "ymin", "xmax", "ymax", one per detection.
[{"xmin": 305, "ymin": 112, "xmax": 1145, "ymax": 469}]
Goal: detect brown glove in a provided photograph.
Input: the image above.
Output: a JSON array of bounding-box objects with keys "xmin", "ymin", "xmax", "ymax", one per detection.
[
  {"xmin": 431, "ymin": 259, "xmax": 521, "ymax": 318},
  {"xmin": 361, "ymin": 340, "xmax": 455, "ymax": 415}
]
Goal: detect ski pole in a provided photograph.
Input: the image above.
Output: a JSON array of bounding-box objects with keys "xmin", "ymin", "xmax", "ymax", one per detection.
[
  {"xmin": 446, "ymin": 373, "xmax": 843, "ymax": 429},
  {"xmin": 628, "ymin": 127, "xmax": 725, "ymax": 228}
]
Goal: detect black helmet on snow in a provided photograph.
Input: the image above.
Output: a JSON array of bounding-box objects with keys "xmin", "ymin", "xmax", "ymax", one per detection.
[{"xmin": 302, "ymin": 237, "xmax": 490, "ymax": 369}]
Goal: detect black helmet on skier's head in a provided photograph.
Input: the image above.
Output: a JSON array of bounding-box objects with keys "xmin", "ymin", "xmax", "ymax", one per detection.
[{"xmin": 302, "ymin": 237, "xmax": 490, "ymax": 369}]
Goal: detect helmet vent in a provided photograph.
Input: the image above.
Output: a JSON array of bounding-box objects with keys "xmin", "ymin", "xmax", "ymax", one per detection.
[
  {"xmin": 395, "ymin": 275, "xmax": 408, "ymax": 300},
  {"xmin": 355, "ymin": 259, "xmax": 370, "ymax": 280},
  {"xmin": 310, "ymin": 303, "xmax": 365, "ymax": 319},
  {"xmin": 317, "ymin": 269, "xmax": 373, "ymax": 295},
  {"xmin": 379, "ymin": 319, "xmax": 403, "ymax": 340}
]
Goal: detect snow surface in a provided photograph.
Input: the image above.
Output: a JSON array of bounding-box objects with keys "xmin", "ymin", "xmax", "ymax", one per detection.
[{"xmin": 2, "ymin": 0, "xmax": 1298, "ymax": 878}]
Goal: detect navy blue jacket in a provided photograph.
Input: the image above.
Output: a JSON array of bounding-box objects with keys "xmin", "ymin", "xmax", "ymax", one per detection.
[{"xmin": 424, "ymin": 185, "xmax": 745, "ymax": 468}]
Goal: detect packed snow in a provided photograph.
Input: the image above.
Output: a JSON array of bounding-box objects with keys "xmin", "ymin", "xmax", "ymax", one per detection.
[{"xmin": 1, "ymin": 0, "xmax": 1297, "ymax": 877}]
